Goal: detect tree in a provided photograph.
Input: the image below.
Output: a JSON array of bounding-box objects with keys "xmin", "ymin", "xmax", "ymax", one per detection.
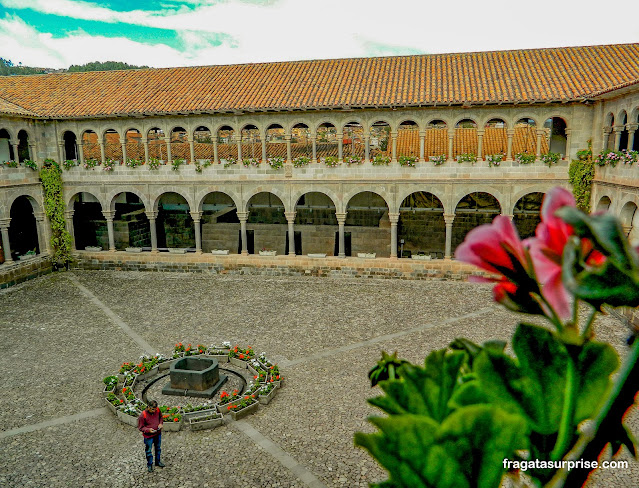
[{"xmin": 67, "ymin": 61, "xmax": 148, "ymax": 72}]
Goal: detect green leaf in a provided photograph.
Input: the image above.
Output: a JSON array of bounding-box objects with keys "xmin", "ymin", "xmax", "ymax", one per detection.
[
  {"xmin": 574, "ymin": 341, "xmax": 619, "ymax": 423},
  {"xmin": 449, "ymin": 380, "xmax": 489, "ymax": 409}
]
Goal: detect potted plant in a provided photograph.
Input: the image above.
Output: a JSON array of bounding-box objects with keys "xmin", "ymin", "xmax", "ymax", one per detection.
[
  {"xmin": 211, "ymin": 249, "xmax": 230, "ymax": 255},
  {"xmin": 259, "ymin": 248, "xmax": 276, "ymax": 256},
  {"xmin": 456, "ymin": 153, "xmax": 477, "ymax": 164},
  {"xmin": 357, "ymin": 252, "xmax": 376, "ymax": 259},
  {"xmin": 229, "ymin": 345, "xmax": 254, "ymax": 367},
  {"xmin": 226, "ymin": 396, "xmax": 259, "ymax": 421},
  {"xmin": 398, "ymin": 155, "xmax": 417, "ymax": 167},
  {"xmin": 85, "ymin": 245, "xmax": 102, "ymax": 252},
  {"xmin": 105, "ymin": 392, "xmax": 124, "ymax": 415},
  {"xmin": 117, "ymin": 402, "xmax": 142, "ymax": 426},
  {"xmin": 103, "ymin": 375, "xmax": 118, "ymax": 397},
  {"xmin": 429, "ymin": 154, "xmax": 446, "ymax": 165},
  {"xmin": 486, "ymin": 154, "xmax": 503, "ymax": 167},
  {"xmin": 125, "ymin": 247, "xmax": 143, "ymax": 253},
  {"xmin": 292, "ymin": 156, "xmax": 310, "ymax": 167},
  {"xmin": 371, "ymin": 155, "xmax": 390, "ymax": 166},
  {"xmin": 258, "ymin": 383, "xmax": 278, "ymax": 405},
  {"xmin": 323, "ymin": 156, "xmax": 340, "ymax": 167},
  {"xmin": 18, "ymin": 249, "xmax": 36, "ymax": 260},
  {"xmin": 182, "ymin": 402, "xmax": 218, "ymax": 421},
  {"xmin": 189, "ymin": 411, "xmax": 223, "ymax": 431},
  {"xmin": 514, "ymin": 152, "xmax": 536, "ymax": 165},
  {"xmin": 160, "ymin": 407, "xmax": 183, "ymax": 431},
  {"xmin": 171, "ymin": 158, "xmax": 185, "ymax": 171},
  {"xmin": 345, "ymin": 156, "xmax": 362, "ymax": 166},
  {"xmin": 267, "ymin": 157, "xmax": 285, "ymax": 169},
  {"xmin": 168, "ymin": 248, "xmax": 187, "ymax": 254},
  {"xmin": 147, "ymin": 157, "xmax": 160, "ymax": 170},
  {"xmin": 540, "ymin": 151, "xmax": 560, "ymax": 167}
]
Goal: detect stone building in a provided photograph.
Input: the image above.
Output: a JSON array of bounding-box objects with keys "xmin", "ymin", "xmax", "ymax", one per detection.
[{"xmin": 0, "ymin": 43, "xmax": 638, "ymax": 268}]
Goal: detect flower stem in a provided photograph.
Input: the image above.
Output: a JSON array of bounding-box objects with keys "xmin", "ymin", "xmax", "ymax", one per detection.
[
  {"xmin": 550, "ymin": 353, "xmax": 577, "ymax": 461},
  {"xmin": 582, "ymin": 307, "xmax": 598, "ymax": 338}
]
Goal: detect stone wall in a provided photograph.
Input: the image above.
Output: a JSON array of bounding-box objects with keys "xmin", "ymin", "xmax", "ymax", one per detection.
[{"xmin": 0, "ymin": 255, "xmax": 52, "ymax": 289}]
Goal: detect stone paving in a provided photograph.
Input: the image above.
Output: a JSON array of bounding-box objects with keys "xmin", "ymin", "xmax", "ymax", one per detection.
[{"xmin": 0, "ymin": 270, "xmax": 637, "ymax": 487}]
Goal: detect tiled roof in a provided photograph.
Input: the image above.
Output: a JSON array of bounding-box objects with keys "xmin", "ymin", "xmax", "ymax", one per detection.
[
  {"xmin": 0, "ymin": 96, "xmax": 36, "ymax": 116},
  {"xmin": 0, "ymin": 43, "xmax": 637, "ymax": 119}
]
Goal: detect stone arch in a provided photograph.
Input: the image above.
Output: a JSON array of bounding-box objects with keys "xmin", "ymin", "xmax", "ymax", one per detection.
[
  {"xmin": 398, "ymin": 191, "xmax": 445, "ymax": 258},
  {"xmin": 169, "ymin": 126, "xmax": 189, "ymax": 162},
  {"xmin": 242, "ymin": 187, "xmax": 289, "ymax": 213},
  {"xmin": 425, "ymin": 115, "xmax": 453, "ymax": 127},
  {"xmin": 453, "ymin": 118, "xmax": 478, "ymax": 158},
  {"xmin": 193, "ymin": 126, "xmax": 214, "ymax": 161},
  {"xmin": 340, "ymin": 117, "xmax": 366, "ymax": 133},
  {"xmin": 618, "ymin": 111, "xmax": 629, "ymax": 150},
  {"xmin": 343, "ymin": 187, "xmax": 392, "ymax": 214},
  {"xmin": 512, "ymin": 113, "xmax": 543, "ymax": 128},
  {"xmin": 316, "ymin": 121, "xmax": 339, "ymax": 161},
  {"xmin": 152, "ymin": 188, "xmax": 194, "ymax": 212},
  {"xmin": 81, "ymin": 129, "xmax": 100, "ymax": 161},
  {"xmin": 16, "ymin": 129, "xmax": 30, "ymax": 162},
  {"xmin": 342, "ymin": 121, "xmax": 365, "ymax": 159},
  {"xmin": 110, "ymin": 191, "xmax": 151, "ymax": 250},
  {"xmin": 147, "ymin": 127, "xmax": 167, "ymax": 160},
  {"xmin": 513, "ymin": 191, "xmax": 545, "ymax": 239},
  {"xmin": 425, "ymin": 119, "xmax": 448, "ymax": 159},
  {"xmin": 369, "ymin": 120, "xmax": 391, "ymax": 159},
  {"xmin": 294, "ymin": 191, "xmax": 338, "ymax": 255},
  {"xmin": 397, "ymin": 120, "xmax": 420, "ymax": 157},
  {"xmin": 287, "ymin": 118, "xmax": 314, "ymax": 133},
  {"xmin": 240, "ymin": 124, "xmax": 262, "ymax": 161},
  {"xmin": 452, "ymin": 187, "xmax": 505, "ymax": 214},
  {"xmin": 290, "ymin": 187, "xmax": 339, "ymax": 212},
  {"xmin": 245, "ymin": 191, "xmax": 287, "ymax": 254},
  {"xmin": 106, "ymin": 187, "xmax": 149, "ymax": 212},
  {"xmin": 345, "ymin": 190, "xmax": 391, "ymax": 257},
  {"xmin": 596, "ymin": 195, "xmax": 612, "ymax": 212},
  {"xmin": 102, "ymin": 128, "xmax": 122, "ymax": 161},
  {"xmin": 620, "ymin": 199, "xmax": 639, "ymax": 242},
  {"xmin": 8, "ymin": 195, "xmax": 41, "ymax": 258},
  {"xmin": 543, "ymin": 116, "xmax": 568, "ymax": 157},
  {"xmin": 66, "ymin": 189, "xmax": 105, "ymax": 210},
  {"xmin": 396, "ymin": 187, "xmax": 448, "ymax": 215},
  {"xmin": 290, "ymin": 123, "xmax": 312, "ymax": 159},
  {"xmin": 216, "ymin": 125, "xmax": 237, "ymax": 162},
  {"xmin": 265, "ymin": 123, "xmax": 286, "ymax": 159},
  {"xmin": 479, "ymin": 114, "xmax": 511, "ymax": 129},
  {"xmin": 196, "ymin": 189, "xmax": 241, "ymax": 214},
  {"xmin": 513, "ymin": 117, "xmax": 541, "ymax": 156},
  {"xmin": 453, "ymin": 191, "xmax": 502, "ymax": 252},
  {"xmin": 604, "ymin": 112, "xmax": 615, "ymax": 128},
  {"xmin": 199, "ymin": 191, "xmax": 240, "ymax": 253},
  {"xmin": 62, "ymin": 130, "xmax": 78, "ymax": 160},
  {"xmin": 0, "ymin": 127, "xmax": 14, "ymax": 140},
  {"xmin": 483, "ymin": 118, "xmax": 508, "ymax": 158},
  {"xmin": 155, "ymin": 191, "xmax": 195, "ymax": 249},
  {"xmin": 7, "ymin": 189, "xmax": 42, "ymax": 215},
  {"xmin": 124, "ymin": 128, "xmax": 144, "ymax": 161},
  {"xmin": 397, "ymin": 118, "xmax": 423, "ymax": 131},
  {"xmin": 69, "ymin": 191, "xmax": 106, "ymax": 250}
]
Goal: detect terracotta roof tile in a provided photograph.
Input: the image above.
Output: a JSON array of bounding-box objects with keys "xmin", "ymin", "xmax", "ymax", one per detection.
[{"xmin": 0, "ymin": 43, "xmax": 637, "ymax": 118}]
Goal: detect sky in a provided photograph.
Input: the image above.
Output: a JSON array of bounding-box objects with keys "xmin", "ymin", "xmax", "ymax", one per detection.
[{"xmin": 0, "ymin": 0, "xmax": 637, "ymax": 69}]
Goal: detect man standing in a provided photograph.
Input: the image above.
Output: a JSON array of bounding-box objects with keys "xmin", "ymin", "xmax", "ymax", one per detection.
[{"xmin": 138, "ymin": 400, "xmax": 166, "ymax": 472}]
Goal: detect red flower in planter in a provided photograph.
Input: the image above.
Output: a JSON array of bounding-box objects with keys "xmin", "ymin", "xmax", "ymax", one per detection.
[
  {"xmin": 227, "ymin": 406, "xmax": 231, "ymax": 410},
  {"xmin": 220, "ymin": 391, "xmax": 229, "ymax": 399},
  {"xmin": 239, "ymin": 354, "xmax": 245, "ymax": 359},
  {"xmin": 173, "ymin": 417, "xmax": 178, "ymax": 422}
]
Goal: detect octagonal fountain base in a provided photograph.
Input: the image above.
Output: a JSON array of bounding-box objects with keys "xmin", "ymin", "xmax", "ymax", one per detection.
[{"xmin": 162, "ymin": 356, "xmax": 228, "ymax": 398}]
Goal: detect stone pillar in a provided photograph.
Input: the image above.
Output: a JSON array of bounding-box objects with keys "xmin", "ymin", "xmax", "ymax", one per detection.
[
  {"xmin": 628, "ymin": 124, "xmax": 638, "ymax": 151},
  {"xmin": 78, "ymin": 142, "xmax": 84, "ymax": 166},
  {"xmin": 613, "ymin": 125, "xmax": 623, "ymax": 151},
  {"xmin": 213, "ymin": 138, "xmax": 219, "ymax": 165},
  {"xmin": 623, "ymin": 225, "xmax": 633, "ymax": 238},
  {"xmin": 235, "ymin": 135, "xmax": 242, "ymax": 162},
  {"xmin": 0, "ymin": 218, "xmax": 13, "ymax": 264},
  {"xmin": 57, "ymin": 141, "xmax": 64, "ymax": 163},
  {"xmin": 418, "ymin": 131, "xmax": 426, "ymax": 162},
  {"xmin": 142, "ymin": 138, "xmax": 149, "ymax": 165},
  {"xmin": 190, "ymin": 211, "xmax": 202, "ymax": 253},
  {"xmin": 11, "ymin": 142, "xmax": 19, "ymax": 163},
  {"xmin": 146, "ymin": 211, "xmax": 158, "ymax": 252},
  {"xmin": 285, "ymin": 211, "xmax": 296, "ymax": 256},
  {"xmin": 602, "ymin": 128, "xmax": 612, "ymax": 151},
  {"xmin": 285, "ymin": 134, "xmax": 292, "ymax": 164},
  {"xmin": 506, "ymin": 129, "xmax": 515, "ymax": 161},
  {"xmin": 99, "ymin": 141, "xmax": 106, "ymax": 164},
  {"xmin": 476, "ymin": 130, "xmax": 484, "ymax": 160},
  {"xmin": 336, "ymin": 212, "xmax": 346, "ymax": 258},
  {"xmin": 564, "ymin": 128, "xmax": 572, "ymax": 160},
  {"xmin": 29, "ymin": 144, "xmax": 37, "ymax": 163},
  {"xmin": 389, "ymin": 212, "xmax": 399, "ymax": 259},
  {"xmin": 120, "ymin": 138, "xmax": 127, "ymax": 164},
  {"xmin": 337, "ymin": 133, "xmax": 344, "ymax": 162},
  {"xmin": 444, "ymin": 214, "xmax": 455, "ymax": 260},
  {"xmin": 164, "ymin": 137, "xmax": 172, "ymax": 164},
  {"xmin": 390, "ymin": 132, "xmax": 398, "ymax": 163},
  {"xmin": 34, "ymin": 212, "xmax": 48, "ymax": 254},
  {"xmin": 237, "ymin": 211, "xmax": 249, "ymax": 255},
  {"xmin": 311, "ymin": 135, "xmax": 317, "ymax": 163},
  {"xmin": 261, "ymin": 137, "xmax": 267, "ymax": 163},
  {"xmin": 536, "ymin": 129, "xmax": 544, "ymax": 159},
  {"xmin": 447, "ymin": 130, "xmax": 454, "ymax": 161},
  {"xmin": 364, "ymin": 135, "xmax": 370, "ymax": 163},
  {"xmin": 103, "ymin": 210, "xmax": 116, "ymax": 252},
  {"xmin": 188, "ymin": 139, "xmax": 196, "ymax": 165},
  {"xmin": 502, "ymin": 214, "xmax": 514, "ymax": 221},
  {"xmin": 64, "ymin": 210, "xmax": 76, "ymax": 250}
]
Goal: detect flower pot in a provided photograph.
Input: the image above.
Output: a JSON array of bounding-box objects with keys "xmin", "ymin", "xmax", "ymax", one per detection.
[
  {"xmin": 211, "ymin": 249, "xmax": 230, "ymax": 255},
  {"xmin": 103, "ymin": 385, "xmax": 117, "ymax": 398},
  {"xmin": 168, "ymin": 248, "xmax": 187, "ymax": 254},
  {"xmin": 189, "ymin": 413, "xmax": 223, "ymax": 431},
  {"xmin": 183, "ymin": 407, "xmax": 218, "ymax": 421},
  {"xmin": 136, "ymin": 366, "xmax": 158, "ymax": 382},
  {"xmin": 18, "ymin": 254, "xmax": 36, "ymax": 261},
  {"xmin": 357, "ymin": 253, "xmax": 376, "ymax": 259},
  {"xmin": 105, "ymin": 397, "xmax": 121, "ymax": 415},
  {"xmin": 229, "ymin": 357, "xmax": 248, "ymax": 368},
  {"xmin": 117, "ymin": 409, "xmax": 140, "ymax": 427},
  {"xmin": 258, "ymin": 386, "xmax": 278, "ymax": 405},
  {"xmin": 206, "ymin": 354, "xmax": 229, "ymax": 363},
  {"xmin": 411, "ymin": 254, "xmax": 432, "ymax": 261},
  {"xmin": 259, "ymin": 250, "xmax": 276, "ymax": 256},
  {"xmin": 125, "ymin": 247, "xmax": 143, "ymax": 253},
  {"xmin": 229, "ymin": 401, "xmax": 259, "ymax": 421},
  {"xmin": 161, "ymin": 417, "xmax": 183, "ymax": 432},
  {"xmin": 247, "ymin": 362, "xmax": 263, "ymax": 377},
  {"xmin": 85, "ymin": 246, "xmax": 102, "ymax": 252},
  {"xmin": 307, "ymin": 253, "xmax": 326, "ymax": 258},
  {"xmin": 217, "ymin": 398, "xmax": 242, "ymax": 414}
]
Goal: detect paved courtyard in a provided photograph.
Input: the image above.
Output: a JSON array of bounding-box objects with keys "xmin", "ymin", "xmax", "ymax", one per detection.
[{"xmin": 0, "ymin": 270, "xmax": 637, "ymax": 488}]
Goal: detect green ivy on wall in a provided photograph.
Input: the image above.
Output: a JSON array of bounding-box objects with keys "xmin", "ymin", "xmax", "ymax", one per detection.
[
  {"xmin": 569, "ymin": 142, "xmax": 594, "ymax": 213},
  {"xmin": 40, "ymin": 159, "xmax": 72, "ymax": 268}
]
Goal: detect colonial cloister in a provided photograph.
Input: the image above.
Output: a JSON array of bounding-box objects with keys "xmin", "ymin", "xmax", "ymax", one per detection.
[{"xmin": 1, "ymin": 43, "xmax": 639, "ymax": 275}]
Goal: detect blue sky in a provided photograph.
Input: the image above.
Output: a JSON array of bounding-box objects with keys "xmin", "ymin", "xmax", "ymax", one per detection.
[{"xmin": 0, "ymin": 0, "xmax": 637, "ymax": 69}]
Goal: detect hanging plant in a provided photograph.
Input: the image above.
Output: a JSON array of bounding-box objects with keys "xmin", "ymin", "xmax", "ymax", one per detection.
[{"xmin": 40, "ymin": 159, "xmax": 72, "ymax": 269}]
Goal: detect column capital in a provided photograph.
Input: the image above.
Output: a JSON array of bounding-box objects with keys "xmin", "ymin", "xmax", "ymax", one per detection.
[
  {"xmin": 602, "ymin": 127, "xmax": 612, "ymax": 134},
  {"xmin": 613, "ymin": 125, "xmax": 625, "ymax": 133},
  {"xmin": 418, "ymin": 130, "xmax": 426, "ymax": 137},
  {"xmin": 335, "ymin": 212, "xmax": 347, "ymax": 221},
  {"xmin": 390, "ymin": 131, "xmax": 398, "ymax": 138},
  {"xmin": 627, "ymin": 124, "xmax": 639, "ymax": 132},
  {"xmin": 98, "ymin": 140, "xmax": 105, "ymax": 146},
  {"xmin": 190, "ymin": 211, "xmax": 201, "ymax": 221},
  {"xmin": 284, "ymin": 211, "xmax": 296, "ymax": 221},
  {"xmin": 284, "ymin": 134, "xmax": 292, "ymax": 141},
  {"xmin": 119, "ymin": 138, "xmax": 126, "ymax": 145},
  {"xmin": 564, "ymin": 128, "xmax": 572, "ymax": 136},
  {"xmin": 237, "ymin": 211, "xmax": 248, "ymax": 221},
  {"xmin": 0, "ymin": 217, "xmax": 11, "ymax": 228},
  {"xmin": 443, "ymin": 214, "xmax": 455, "ymax": 225},
  {"xmin": 388, "ymin": 212, "xmax": 400, "ymax": 224},
  {"xmin": 145, "ymin": 211, "xmax": 157, "ymax": 220},
  {"xmin": 506, "ymin": 129, "xmax": 515, "ymax": 136},
  {"xmin": 64, "ymin": 210, "xmax": 74, "ymax": 219},
  {"xmin": 476, "ymin": 129, "xmax": 485, "ymax": 136},
  {"xmin": 34, "ymin": 212, "xmax": 46, "ymax": 221},
  {"xmin": 141, "ymin": 138, "xmax": 148, "ymax": 144},
  {"xmin": 187, "ymin": 138, "xmax": 194, "ymax": 144},
  {"xmin": 102, "ymin": 210, "xmax": 115, "ymax": 221},
  {"xmin": 536, "ymin": 128, "xmax": 546, "ymax": 136}
]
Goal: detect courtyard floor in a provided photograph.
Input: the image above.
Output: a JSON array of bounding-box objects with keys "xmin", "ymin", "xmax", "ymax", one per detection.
[{"xmin": 0, "ymin": 270, "xmax": 637, "ymax": 488}]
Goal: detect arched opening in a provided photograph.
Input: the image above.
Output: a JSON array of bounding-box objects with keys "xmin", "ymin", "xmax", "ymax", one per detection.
[
  {"xmin": 619, "ymin": 112, "xmax": 629, "ymax": 150},
  {"xmin": 291, "ymin": 123, "xmax": 311, "ymax": 159},
  {"xmin": 17, "ymin": 130, "xmax": 30, "ymax": 162},
  {"xmin": 544, "ymin": 117, "xmax": 567, "ymax": 158},
  {"xmin": 266, "ymin": 124, "xmax": 286, "ymax": 160},
  {"xmin": 247, "ymin": 192, "xmax": 286, "ymax": 254},
  {"xmin": 201, "ymin": 192, "xmax": 238, "ymax": 253},
  {"xmin": 9, "ymin": 196, "xmax": 39, "ymax": 259},
  {"xmin": 148, "ymin": 128, "xmax": 166, "ymax": 162},
  {"xmin": 81, "ymin": 130, "xmax": 100, "ymax": 162},
  {"xmin": 111, "ymin": 192, "xmax": 150, "ymax": 250},
  {"xmin": 369, "ymin": 121, "xmax": 390, "ymax": 160},
  {"xmin": 634, "ymin": 111, "xmax": 639, "ymax": 151},
  {"xmin": 343, "ymin": 122, "xmax": 364, "ymax": 159},
  {"xmin": 294, "ymin": 192, "xmax": 337, "ymax": 255},
  {"xmin": 398, "ymin": 192, "xmax": 445, "ymax": 258},
  {"xmin": 125, "ymin": 129, "xmax": 143, "ymax": 163},
  {"xmin": 453, "ymin": 119, "xmax": 477, "ymax": 159},
  {"xmin": 194, "ymin": 126, "xmax": 214, "ymax": 162},
  {"xmin": 170, "ymin": 127, "xmax": 189, "ymax": 163},
  {"xmin": 484, "ymin": 119, "xmax": 507, "ymax": 159},
  {"xmin": 63, "ymin": 131, "xmax": 78, "ymax": 161},
  {"xmin": 513, "ymin": 192, "xmax": 544, "ymax": 239},
  {"xmin": 316, "ymin": 123, "xmax": 338, "ymax": 162},
  {"xmin": 241, "ymin": 124, "xmax": 261, "ymax": 163},
  {"xmin": 596, "ymin": 196, "xmax": 612, "ymax": 212},
  {"xmin": 605, "ymin": 114, "xmax": 615, "ymax": 150},
  {"xmin": 72, "ymin": 192, "xmax": 106, "ymax": 250},
  {"xmin": 425, "ymin": 120, "xmax": 448, "ymax": 159},
  {"xmin": 513, "ymin": 118, "xmax": 545, "ymax": 156},
  {"xmin": 453, "ymin": 192, "xmax": 501, "ymax": 252},
  {"xmin": 157, "ymin": 192, "xmax": 194, "ymax": 250},
  {"xmin": 621, "ymin": 201, "xmax": 638, "ymax": 240},
  {"xmin": 397, "ymin": 120, "xmax": 419, "ymax": 157},
  {"xmin": 103, "ymin": 129, "xmax": 121, "ymax": 162},
  {"xmin": 0, "ymin": 128, "xmax": 13, "ymax": 162},
  {"xmin": 217, "ymin": 126, "xmax": 237, "ymax": 163},
  {"xmin": 345, "ymin": 191, "xmax": 390, "ymax": 257}
]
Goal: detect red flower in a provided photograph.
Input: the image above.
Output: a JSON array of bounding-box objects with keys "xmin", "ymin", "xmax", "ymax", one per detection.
[
  {"xmin": 174, "ymin": 417, "xmax": 178, "ymax": 422},
  {"xmin": 227, "ymin": 405, "xmax": 231, "ymax": 410},
  {"xmin": 276, "ymin": 375, "xmax": 280, "ymax": 380},
  {"xmin": 244, "ymin": 396, "xmax": 249, "ymax": 400},
  {"xmin": 239, "ymin": 354, "xmax": 245, "ymax": 359}
]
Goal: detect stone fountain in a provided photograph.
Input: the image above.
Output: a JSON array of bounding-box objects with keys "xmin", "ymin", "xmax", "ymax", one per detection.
[{"xmin": 162, "ymin": 357, "xmax": 227, "ymax": 398}]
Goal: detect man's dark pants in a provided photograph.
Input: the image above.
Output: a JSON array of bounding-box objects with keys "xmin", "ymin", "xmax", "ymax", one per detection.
[{"xmin": 143, "ymin": 434, "xmax": 161, "ymax": 466}]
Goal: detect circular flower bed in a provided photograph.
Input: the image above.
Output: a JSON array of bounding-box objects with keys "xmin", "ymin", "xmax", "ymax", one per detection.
[{"xmin": 103, "ymin": 342, "xmax": 283, "ymax": 431}]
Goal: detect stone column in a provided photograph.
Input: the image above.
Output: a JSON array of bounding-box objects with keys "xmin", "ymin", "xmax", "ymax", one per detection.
[
  {"xmin": 99, "ymin": 141, "xmax": 106, "ymax": 164},
  {"xmin": 120, "ymin": 138, "xmax": 127, "ymax": 164},
  {"xmin": 57, "ymin": 141, "xmax": 64, "ymax": 163},
  {"xmin": 444, "ymin": 214, "xmax": 455, "ymax": 260},
  {"xmin": 285, "ymin": 211, "xmax": 296, "ymax": 256},
  {"xmin": 503, "ymin": 214, "xmax": 514, "ymax": 221},
  {"xmin": 190, "ymin": 211, "xmax": 202, "ymax": 253},
  {"xmin": 476, "ymin": 130, "xmax": 484, "ymax": 160},
  {"xmin": 613, "ymin": 125, "xmax": 623, "ymax": 151},
  {"xmin": 235, "ymin": 135, "xmax": 242, "ymax": 162},
  {"xmin": 336, "ymin": 212, "xmax": 346, "ymax": 258},
  {"xmin": 337, "ymin": 133, "xmax": 344, "ymax": 162},
  {"xmin": 447, "ymin": 130, "xmax": 454, "ymax": 161},
  {"xmin": 188, "ymin": 139, "xmax": 196, "ymax": 165},
  {"xmin": 506, "ymin": 129, "xmax": 515, "ymax": 161},
  {"xmin": 364, "ymin": 134, "xmax": 370, "ymax": 163},
  {"xmin": 0, "ymin": 218, "xmax": 13, "ymax": 264},
  {"xmin": 418, "ymin": 131, "xmax": 426, "ymax": 163},
  {"xmin": 390, "ymin": 132, "xmax": 398, "ymax": 163},
  {"xmin": 11, "ymin": 141, "xmax": 19, "ymax": 163},
  {"xmin": 536, "ymin": 129, "xmax": 544, "ymax": 159},
  {"xmin": 29, "ymin": 144, "xmax": 37, "ymax": 163},
  {"xmin": 389, "ymin": 212, "xmax": 399, "ymax": 259},
  {"xmin": 602, "ymin": 128, "xmax": 612, "ymax": 151},
  {"xmin": 213, "ymin": 138, "xmax": 219, "ymax": 165},
  {"xmin": 237, "ymin": 211, "xmax": 249, "ymax": 255},
  {"xmin": 103, "ymin": 210, "xmax": 116, "ymax": 252},
  {"xmin": 142, "ymin": 138, "xmax": 149, "ymax": 165},
  {"xmin": 628, "ymin": 124, "xmax": 638, "ymax": 151},
  {"xmin": 623, "ymin": 225, "xmax": 633, "ymax": 238},
  {"xmin": 285, "ymin": 134, "xmax": 292, "ymax": 164},
  {"xmin": 311, "ymin": 135, "xmax": 317, "ymax": 163},
  {"xmin": 261, "ymin": 137, "xmax": 267, "ymax": 163},
  {"xmin": 564, "ymin": 128, "xmax": 572, "ymax": 160},
  {"xmin": 145, "ymin": 211, "xmax": 158, "ymax": 252},
  {"xmin": 34, "ymin": 212, "xmax": 49, "ymax": 254},
  {"xmin": 78, "ymin": 143, "xmax": 84, "ymax": 166},
  {"xmin": 164, "ymin": 137, "xmax": 172, "ymax": 164},
  {"xmin": 64, "ymin": 210, "xmax": 76, "ymax": 250}
]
